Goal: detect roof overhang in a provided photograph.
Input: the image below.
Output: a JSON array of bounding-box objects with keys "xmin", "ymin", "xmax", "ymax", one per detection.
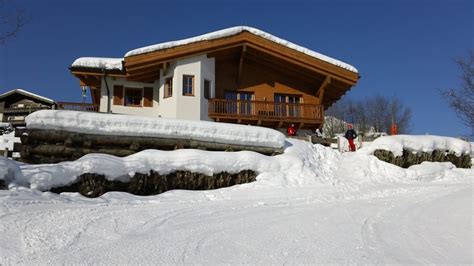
[{"xmin": 123, "ymin": 30, "xmax": 359, "ymax": 86}]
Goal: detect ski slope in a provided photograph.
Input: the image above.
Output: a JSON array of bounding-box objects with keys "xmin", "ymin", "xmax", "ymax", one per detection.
[{"xmin": 0, "ymin": 139, "xmax": 472, "ymax": 264}]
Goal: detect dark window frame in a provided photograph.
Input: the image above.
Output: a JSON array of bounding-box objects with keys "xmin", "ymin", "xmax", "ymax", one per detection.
[
  {"xmin": 124, "ymin": 87, "xmax": 143, "ymax": 107},
  {"xmin": 164, "ymin": 77, "xmax": 173, "ymax": 98},
  {"xmin": 204, "ymin": 79, "xmax": 211, "ymax": 99},
  {"xmin": 182, "ymin": 75, "xmax": 195, "ymax": 96}
]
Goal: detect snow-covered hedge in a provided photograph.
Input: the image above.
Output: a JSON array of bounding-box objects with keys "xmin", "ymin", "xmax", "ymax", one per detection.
[
  {"xmin": 359, "ymin": 135, "xmax": 472, "ymax": 168},
  {"xmin": 25, "ymin": 110, "xmax": 285, "ymax": 149},
  {"xmin": 360, "ymin": 135, "xmax": 471, "ymax": 157}
]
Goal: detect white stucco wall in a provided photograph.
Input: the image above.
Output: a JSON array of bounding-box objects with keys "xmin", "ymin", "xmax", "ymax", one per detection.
[
  {"xmin": 174, "ymin": 56, "xmax": 203, "ymax": 121},
  {"xmin": 100, "ymin": 76, "xmax": 160, "ymax": 117},
  {"xmin": 200, "ymin": 56, "xmax": 215, "ymax": 121},
  {"xmin": 158, "ymin": 54, "xmax": 215, "ymax": 121},
  {"xmin": 158, "ymin": 61, "xmax": 178, "ymax": 119},
  {"xmin": 97, "ymin": 54, "xmax": 215, "ymax": 121}
]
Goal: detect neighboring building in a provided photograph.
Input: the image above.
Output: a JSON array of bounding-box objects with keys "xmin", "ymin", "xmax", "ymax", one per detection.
[
  {"xmin": 0, "ymin": 89, "xmax": 55, "ymax": 127},
  {"xmin": 69, "ymin": 26, "xmax": 359, "ymax": 130}
]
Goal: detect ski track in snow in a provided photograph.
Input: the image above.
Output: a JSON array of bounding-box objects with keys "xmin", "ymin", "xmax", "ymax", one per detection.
[{"xmin": 0, "ymin": 182, "xmax": 472, "ymax": 264}]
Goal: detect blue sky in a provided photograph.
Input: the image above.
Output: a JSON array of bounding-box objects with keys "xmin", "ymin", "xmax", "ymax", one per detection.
[{"xmin": 1, "ymin": 0, "xmax": 472, "ymax": 137}]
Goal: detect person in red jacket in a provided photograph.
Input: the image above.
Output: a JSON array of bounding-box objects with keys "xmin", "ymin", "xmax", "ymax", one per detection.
[
  {"xmin": 344, "ymin": 124, "xmax": 358, "ymax": 152},
  {"xmin": 287, "ymin": 123, "xmax": 297, "ymax": 136}
]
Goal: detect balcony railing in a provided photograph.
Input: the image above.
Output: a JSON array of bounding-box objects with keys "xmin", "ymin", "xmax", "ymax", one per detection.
[
  {"xmin": 57, "ymin": 102, "xmax": 99, "ymax": 112},
  {"xmin": 3, "ymin": 106, "xmax": 50, "ymax": 114},
  {"xmin": 208, "ymin": 99, "xmax": 323, "ymax": 122}
]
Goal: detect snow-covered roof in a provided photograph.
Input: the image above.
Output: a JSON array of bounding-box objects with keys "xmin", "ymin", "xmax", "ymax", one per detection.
[
  {"xmin": 124, "ymin": 26, "xmax": 358, "ymax": 73},
  {"xmin": 25, "ymin": 110, "xmax": 285, "ymax": 149},
  {"xmin": 359, "ymin": 135, "xmax": 472, "ymax": 157},
  {"xmin": 71, "ymin": 57, "xmax": 124, "ymax": 71},
  {"xmin": 0, "ymin": 89, "xmax": 55, "ymax": 104}
]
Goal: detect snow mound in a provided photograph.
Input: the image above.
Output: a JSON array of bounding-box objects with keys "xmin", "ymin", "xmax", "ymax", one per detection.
[
  {"xmin": 0, "ymin": 157, "xmax": 23, "ymax": 185},
  {"xmin": 6, "ymin": 138, "xmax": 472, "ymax": 192},
  {"xmin": 71, "ymin": 57, "xmax": 123, "ymax": 71},
  {"xmin": 17, "ymin": 139, "xmax": 340, "ymax": 191},
  {"xmin": 358, "ymin": 135, "xmax": 471, "ymax": 157},
  {"xmin": 124, "ymin": 26, "xmax": 358, "ymax": 73},
  {"xmin": 25, "ymin": 110, "xmax": 285, "ymax": 149},
  {"xmin": 336, "ymin": 152, "xmax": 473, "ymax": 185},
  {"xmin": 20, "ymin": 149, "xmax": 275, "ymax": 191}
]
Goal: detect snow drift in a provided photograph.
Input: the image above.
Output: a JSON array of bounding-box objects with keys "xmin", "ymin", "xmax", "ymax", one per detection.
[
  {"xmin": 359, "ymin": 135, "xmax": 471, "ymax": 157},
  {"xmin": 25, "ymin": 110, "xmax": 285, "ymax": 149},
  {"xmin": 2, "ymin": 138, "xmax": 472, "ymax": 193}
]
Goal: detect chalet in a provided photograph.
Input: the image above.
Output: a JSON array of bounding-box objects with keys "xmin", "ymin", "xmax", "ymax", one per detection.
[
  {"xmin": 0, "ymin": 89, "xmax": 55, "ymax": 127},
  {"xmin": 69, "ymin": 26, "xmax": 359, "ymax": 130}
]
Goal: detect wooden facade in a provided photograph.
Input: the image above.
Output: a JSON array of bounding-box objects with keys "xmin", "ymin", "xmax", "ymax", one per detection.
[
  {"xmin": 0, "ymin": 90, "xmax": 55, "ymax": 127},
  {"xmin": 70, "ymin": 28, "xmax": 359, "ymax": 130}
]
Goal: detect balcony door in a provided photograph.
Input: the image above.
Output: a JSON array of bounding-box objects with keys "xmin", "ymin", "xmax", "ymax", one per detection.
[
  {"xmin": 225, "ymin": 91, "xmax": 254, "ymax": 115},
  {"xmin": 287, "ymin": 95, "xmax": 301, "ymax": 117},
  {"xmin": 274, "ymin": 94, "xmax": 301, "ymax": 117}
]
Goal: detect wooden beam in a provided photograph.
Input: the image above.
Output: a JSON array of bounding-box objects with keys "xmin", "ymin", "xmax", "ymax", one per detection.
[
  {"xmin": 207, "ymin": 46, "xmax": 242, "ymax": 58},
  {"xmin": 126, "ymin": 63, "xmax": 163, "ymax": 75},
  {"xmin": 316, "ymin": 76, "xmax": 331, "ymax": 104},
  {"xmin": 162, "ymin": 62, "xmax": 168, "ymax": 76},
  {"xmin": 126, "ymin": 71, "xmax": 160, "ymax": 82},
  {"xmin": 244, "ymin": 50, "xmax": 325, "ymax": 85},
  {"xmin": 237, "ymin": 45, "xmax": 247, "ymax": 89}
]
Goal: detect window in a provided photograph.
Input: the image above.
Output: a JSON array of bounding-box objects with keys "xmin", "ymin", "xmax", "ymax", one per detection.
[
  {"xmin": 164, "ymin": 77, "xmax": 173, "ymax": 98},
  {"xmin": 182, "ymin": 75, "xmax": 194, "ymax": 96},
  {"xmin": 224, "ymin": 91, "xmax": 254, "ymax": 115},
  {"xmin": 124, "ymin": 88, "xmax": 143, "ymax": 106},
  {"xmin": 274, "ymin": 94, "xmax": 301, "ymax": 117},
  {"xmin": 204, "ymin": 79, "xmax": 211, "ymax": 99}
]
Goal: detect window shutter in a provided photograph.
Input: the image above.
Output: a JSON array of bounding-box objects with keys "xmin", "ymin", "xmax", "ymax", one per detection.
[
  {"xmin": 113, "ymin": 85, "xmax": 124, "ymax": 105},
  {"xmin": 143, "ymin": 87, "xmax": 154, "ymax": 107}
]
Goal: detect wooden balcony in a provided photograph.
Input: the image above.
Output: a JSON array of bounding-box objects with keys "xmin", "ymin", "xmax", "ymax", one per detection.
[
  {"xmin": 57, "ymin": 102, "xmax": 99, "ymax": 112},
  {"xmin": 208, "ymin": 98, "xmax": 324, "ymax": 128},
  {"xmin": 3, "ymin": 106, "xmax": 50, "ymax": 114}
]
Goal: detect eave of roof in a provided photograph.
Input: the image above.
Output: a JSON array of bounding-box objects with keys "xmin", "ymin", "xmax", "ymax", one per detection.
[
  {"xmin": 71, "ymin": 57, "xmax": 124, "ymax": 71},
  {"xmin": 124, "ymin": 26, "xmax": 358, "ymax": 74}
]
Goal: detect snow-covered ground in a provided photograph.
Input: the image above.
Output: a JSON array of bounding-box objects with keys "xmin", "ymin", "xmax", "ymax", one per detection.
[{"xmin": 0, "ymin": 139, "xmax": 472, "ymax": 264}]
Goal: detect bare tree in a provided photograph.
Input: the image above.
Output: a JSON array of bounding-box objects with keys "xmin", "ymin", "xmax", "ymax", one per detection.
[
  {"xmin": 0, "ymin": 0, "xmax": 27, "ymax": 44},
  {"xmin": 442, "ymin": 51, "xmax": 474, "ymax": 133},
  {"xmin": 326, "ymin": 95, "xmax": 412, "ymax": 136}
]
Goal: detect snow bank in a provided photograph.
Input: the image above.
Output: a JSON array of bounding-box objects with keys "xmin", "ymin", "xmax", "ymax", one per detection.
[
  {"xmin": 18, "ymin": 139, "xmax": 340, "ymax": 191},
  {"xmin": 25, "ymin": 110, "xmax": 285, "ymax": 149},
  {"xmin": 20, "ymin": 150, "xmax": 274, "ymax": 191},
  {"xmin": 71, "ymin": 57, "xmax": 123, "ymax": 71},
  {"xmin": 124, "ymin": 26, "xmax": 358, "ymax": 73},
  {"xmin": 5, "ymin": 137, "xmax": 472, "ymax": 192},
  {"xmin": 0, "ymin": 157, "xmax": 23, "ymax": 184},
  {"xmin": 359, "ymin": 135, "xmax": 471, "ymax": 157}
]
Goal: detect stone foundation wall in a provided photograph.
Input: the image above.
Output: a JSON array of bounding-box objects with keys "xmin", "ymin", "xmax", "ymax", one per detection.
[
  {"xmin": 373, "ymin": 149, "xmax": 471, "ymax": 169},
  {"xmin": 50, "ymin": 170, "xmax": 257, "ymax": 198}
]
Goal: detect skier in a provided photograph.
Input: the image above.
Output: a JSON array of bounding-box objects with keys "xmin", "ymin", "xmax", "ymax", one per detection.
[
  {"xmin": 344, "ymin": 124, "xmax": 357, "ymax": 152},
  {"xmin": 287, "ymin": 123, "xmax": 297, "ymax": 136}
]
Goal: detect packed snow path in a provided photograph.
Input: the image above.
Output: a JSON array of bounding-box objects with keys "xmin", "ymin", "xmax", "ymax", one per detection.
[{"xmin": 0, "ymin": 182, "xmax": 471, "ymax": 264}]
